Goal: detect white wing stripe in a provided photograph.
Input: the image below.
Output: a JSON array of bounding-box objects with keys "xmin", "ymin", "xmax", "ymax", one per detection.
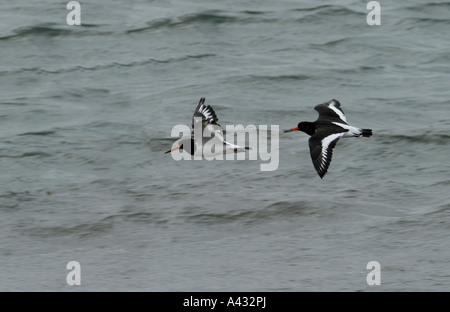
[
  {"xmin": 328, "ymin": 101, "xmax": 347, "ymax": 122},
  {"xmin": 317, "ymin": 132, "xmax": 343, "ymax": 170},
  {"xmin": 199, "ymin": 106, "xmax": 214, "ymax": 121},
  {"xmin": 332, "ymin": 122, "xmax": 362, "ymax": 136},
  {"xmin": 321, "ymin": 133, "xmax": 343, "ymax": 150}
]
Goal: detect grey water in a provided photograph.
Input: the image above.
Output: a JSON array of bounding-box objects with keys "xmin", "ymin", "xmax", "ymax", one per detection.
[{"xmin": 0, "ymin": 0, "xmax": 449, "ymax": 291}]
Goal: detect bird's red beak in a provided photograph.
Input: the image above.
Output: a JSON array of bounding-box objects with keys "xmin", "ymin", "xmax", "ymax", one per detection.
[
  {"xmin": 283, "ymin": 127, "xmax": 299, "ymax": 133},
  {"xmin": 164, "ymin": 145, "xmax": 181, "ymax": 154}
]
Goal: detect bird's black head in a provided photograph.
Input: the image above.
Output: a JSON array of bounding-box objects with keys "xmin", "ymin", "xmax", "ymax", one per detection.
[
  {"xmin": 284, "ymin": 121, "xmax": 315, "ymax": 136},
  {"xmin": 297, "ymin": 122, "xmax": 315, "ymax": 136}
]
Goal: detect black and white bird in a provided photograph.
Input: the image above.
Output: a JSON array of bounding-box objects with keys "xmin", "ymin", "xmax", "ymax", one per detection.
[
  {"xmin": 284, "ymin": 99, "xmax": 372, "ymax": 179},
  {"xmin": 165, "ymin": 97, "xmax": 249, "ymax": 156}
]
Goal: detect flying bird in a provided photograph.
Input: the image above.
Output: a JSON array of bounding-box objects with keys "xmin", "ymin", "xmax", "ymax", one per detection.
[
  {"xmin": 284, "ymin": 99, "xmax": 372, "ymax": 178},
  {"xmin": 165, "ymin": 97, "xmax": 249, "ymax": 156}
]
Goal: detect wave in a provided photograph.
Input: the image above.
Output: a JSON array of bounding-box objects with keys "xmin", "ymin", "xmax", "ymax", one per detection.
[
  {"xmin": 0, "ymin": 23, "xmax": 109, "ymax": 41},
  {"xmin": 26, "ymin": 221, "xmax": 114, "ymax": 239},
  {"xmin": 126, "ymin": 10, "xmax": 281, "ymax": 34},
  {"xmin": 18, "ymin": 131, "xmax": 55, "ymax": 136},
  {"xmin": 181, "ymin": 200, "xmax": 322, "ymax": 225},
  {"xmin": 231, "ymin": 74, "xmax": 312, "ymax": 84},
  {"xmin": 127, "ymin": 11, "xmax": 240, "ymax": 34},
  {"xmin": 25, "ymin": 208, "xmax": 177, "ymax": 239},
  {"xmin": 310, "ymin": 38, "xmax": 350, "ymax": 48},
  {"xmin": 293, "ymin": 5, "xmax": 365, "ymax": 23},
  {"xmin": 0, "ymin": 54, "xmax": 215, "ymax": 76},
  {"xmin": 0, "ymin": 25, "xmax": 71, "ymax": 41},
  {"xmin": 0, "ymin": 151, "xmax": 53, "ymax": 159},
  {"xmin": 395, "ymin": 17, "xmax": 450, "ymax": 30},
  {"xmin": 127, "ymin": 5, "xmax": 366, "ymax": 34},
  {"xmin": 378, "ymin": 133, "xmax": 450, "ymax": 145},
  {"xmin": 405, "ymin": 2, "xmax": 450, "ymax": 11},
  {"xmin": 292, "ymin": 4, "xmax": 338, "ymax": 12}
]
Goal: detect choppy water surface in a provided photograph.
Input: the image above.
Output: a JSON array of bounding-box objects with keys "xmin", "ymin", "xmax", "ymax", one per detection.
[{"xmin": 0, "ymin": 0, "xmax": 449, "ymax": 291}]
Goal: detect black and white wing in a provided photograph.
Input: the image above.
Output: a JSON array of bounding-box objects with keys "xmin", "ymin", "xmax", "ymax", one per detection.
[
  {"xmin": 314, "ymin": 99, "xmax": 347, "ymax": 124},
  {"xmin": 192, "ymin": 97, "xmax": 229, "ymax": 144},
  {"xmin": 308, "ymin": 131, "xmax": 345, "ymax": 179},
  {"xmin": 190, "ymin": 97, "xmax": 248, "ymax": 154},
  {"xmin": 191, "ymin": 97, "xmax": 220, "ymax": 130}
]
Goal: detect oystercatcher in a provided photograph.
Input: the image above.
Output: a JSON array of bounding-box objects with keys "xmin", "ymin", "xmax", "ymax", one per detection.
[
  {"xmin": 164, "ymin": 97, "xmax": 249, "ymax": 156},
  {"xmin": 284, "ymin": 99, "xmax": 372, "ymax": 179}
]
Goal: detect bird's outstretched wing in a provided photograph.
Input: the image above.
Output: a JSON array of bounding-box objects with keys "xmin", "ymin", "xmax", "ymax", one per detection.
[
  {"xmin": 192, "ymin": 97, "xmax": 220, "ymax": 130},
  {"xmin": 191, "ymin": 97, "xmax": 228, "ymax": 144},
  {"xmin": 314, "ymin": 99, "xmax": 347, "ymax": 124},
  {"xmin": 308, "ymin": 131, "xmax": 345, "ymax": 179}
]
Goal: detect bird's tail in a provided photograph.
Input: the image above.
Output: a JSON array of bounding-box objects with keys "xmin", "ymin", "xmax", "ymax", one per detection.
[{"xmin": 362, "ymin": 129, "xmax": 372, "ymax": 137}]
